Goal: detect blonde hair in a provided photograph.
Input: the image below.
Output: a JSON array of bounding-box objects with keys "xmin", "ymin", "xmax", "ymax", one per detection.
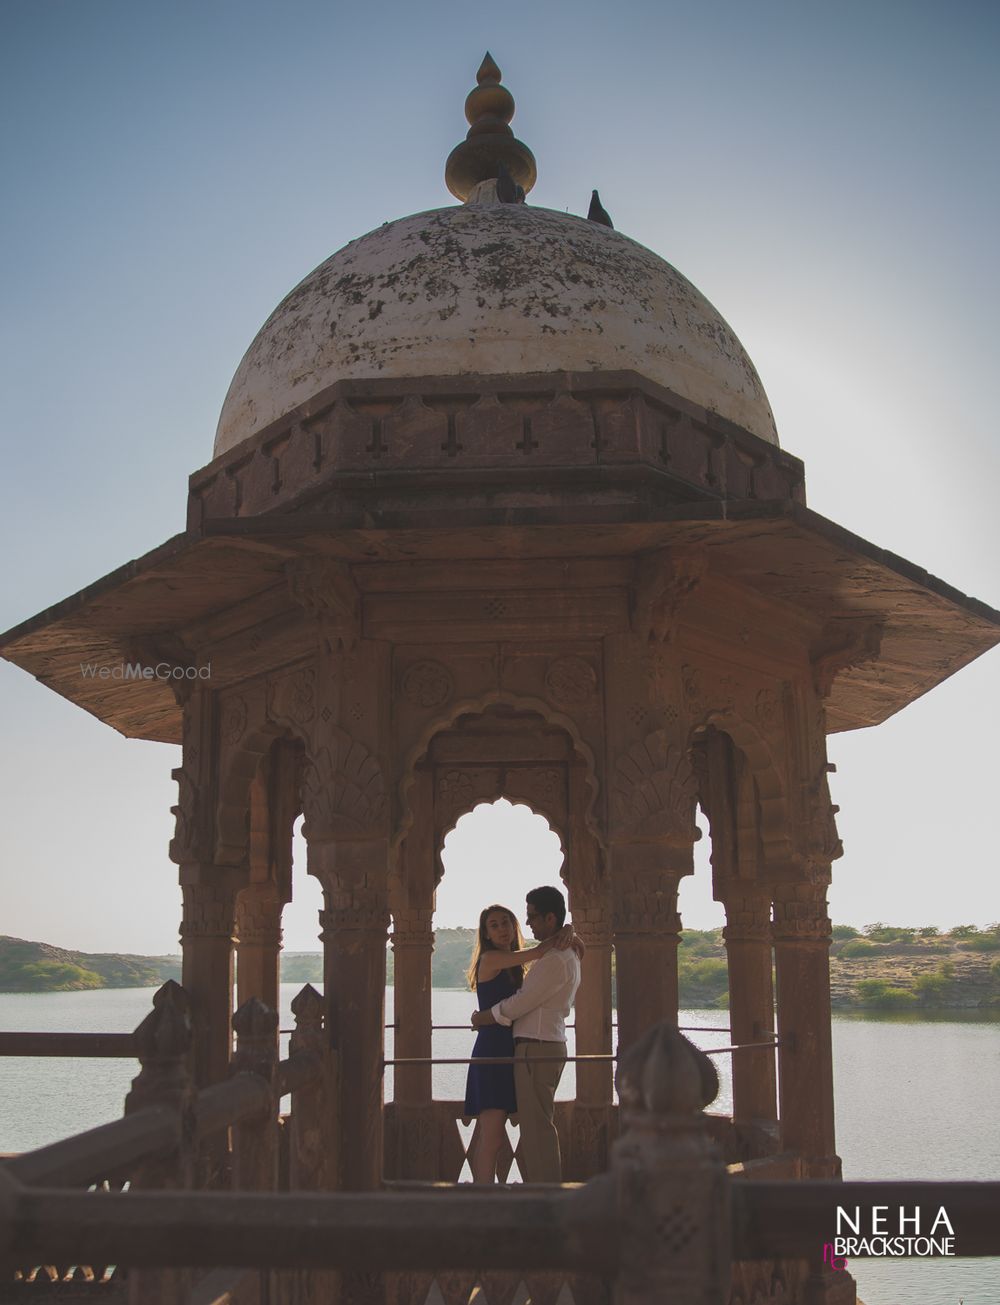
[{"xmin": 466, "ymin": 904, "xmax": 525, "ymax": 991}]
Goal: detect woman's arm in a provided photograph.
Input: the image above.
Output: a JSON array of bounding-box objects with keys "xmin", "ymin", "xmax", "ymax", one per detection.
[{"xmin": 476, "ymin": 926, "xmax": 576, "ymax": 978}]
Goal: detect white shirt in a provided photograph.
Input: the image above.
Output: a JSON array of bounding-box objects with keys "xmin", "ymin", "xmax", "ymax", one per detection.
[{"xmin": 491, "ymin": 947, "xmax": 581, "ymax": 1042}]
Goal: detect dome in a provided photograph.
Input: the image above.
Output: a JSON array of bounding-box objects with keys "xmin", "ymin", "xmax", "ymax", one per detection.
[{"xmin": 214, "ymin": 201, "xmax": 777, "ymax": 458}]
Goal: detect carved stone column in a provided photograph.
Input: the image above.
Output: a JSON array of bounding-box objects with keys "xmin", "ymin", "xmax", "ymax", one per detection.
[
  {"xmin": 772, "ymin": 881, "xmax": 839, "ymax": 1176},
  {"xmin": 235, "ymin": 883, "xmax": 283, "ymax": 1020},
  {"xmin": 180, "ymin": 879, "xmax": 237, "ymax": 1091},
  {"xmin": 566, "ymin": 765, "xmax": 612, "ymax": 1111},
  {"xmin": 312, "ymin": 840, "xmax": 390, "ymax": 1192},
  {"xmin": 611, "ymin": 847, "xmax": 686, "ymax": 1054},
  {"xmin": 604, "ymin": 618, "xmax": 700, "ymax": 1058},
  {"xmin": 721, "ymin": 891, "xmax": 777, "ymax": 1127},
  {"xmin": 390, "ymin": 908, "xmax": 434, "ymax": 1107}
]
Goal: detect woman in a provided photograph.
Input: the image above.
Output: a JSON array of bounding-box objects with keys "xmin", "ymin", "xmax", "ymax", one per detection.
[{"xmin": 463, "ymin": 903, "xmax": 579, "ymax": 1184}]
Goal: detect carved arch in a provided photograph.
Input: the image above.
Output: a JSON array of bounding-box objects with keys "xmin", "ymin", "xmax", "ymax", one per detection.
[
  {"xmin": 215, "ymin": 712, "xmax": 310, "ymax": 867},
  {"xmin": 687, "ymin": 709, "xmax": 795, "ymax": 876},
  {"xmin": 396, "ymin": 692, "xmax": 603, "ymax": 854},
  {"xmin": 434, "ymin": 785, "xmax": 568, "ymax": 890}
]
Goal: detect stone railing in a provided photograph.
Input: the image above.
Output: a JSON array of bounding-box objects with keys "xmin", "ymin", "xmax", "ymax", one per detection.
[{"xmin": 2, "ymin": 996, "xmax": 998, "ymax": 1305}]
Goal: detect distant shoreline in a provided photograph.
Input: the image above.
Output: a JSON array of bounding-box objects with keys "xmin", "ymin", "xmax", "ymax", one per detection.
[{"xmin": 3, "ymin": 926, "xmax": 999, "ymax": 1011}]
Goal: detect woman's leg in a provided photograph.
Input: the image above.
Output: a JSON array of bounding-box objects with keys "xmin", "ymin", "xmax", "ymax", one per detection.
[{"xmin": 469, "ymin": 1108, "xmax": 507, "ymax": 1184}]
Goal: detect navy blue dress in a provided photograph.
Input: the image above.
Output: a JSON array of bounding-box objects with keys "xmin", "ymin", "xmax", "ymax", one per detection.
[{"xmin": 463, "ymin": 969, "xmax": 518, "ymax": 1117}]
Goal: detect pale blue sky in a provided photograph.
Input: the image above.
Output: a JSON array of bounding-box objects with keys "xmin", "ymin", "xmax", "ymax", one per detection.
[{"xmin": 1, "ymin": 1, "xmax": 997, "ymax": 952}]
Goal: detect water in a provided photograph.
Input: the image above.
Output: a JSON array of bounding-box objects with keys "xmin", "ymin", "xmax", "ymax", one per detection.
[{"xmin": 1, "ymin": 989, "xmax": 996, "ymax": 1304}]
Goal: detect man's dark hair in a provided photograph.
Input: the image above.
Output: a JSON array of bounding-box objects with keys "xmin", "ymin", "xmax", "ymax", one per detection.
[{"xmin": 526, "ymin": 885, "xmax": 566, "ymax": 927}]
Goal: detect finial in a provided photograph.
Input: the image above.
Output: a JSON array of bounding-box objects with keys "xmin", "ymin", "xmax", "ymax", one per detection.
[{"xmin": 445, "ymin": 53, "xmax": 537, "ymax": 202}]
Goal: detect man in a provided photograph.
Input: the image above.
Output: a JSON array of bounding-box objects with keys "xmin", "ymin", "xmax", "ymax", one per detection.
[{"xmin": 470, "ymin": 885, "xmax": 581, "ymax": 1182}]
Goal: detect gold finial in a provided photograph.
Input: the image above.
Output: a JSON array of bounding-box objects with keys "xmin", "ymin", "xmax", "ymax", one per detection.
[{"xmin": 445, "ymin": 53, "xmax": 537, "ymax": 201}]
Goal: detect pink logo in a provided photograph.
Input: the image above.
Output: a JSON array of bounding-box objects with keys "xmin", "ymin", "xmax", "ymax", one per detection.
[{"xmin": 822, "ymin": 1243, "xmax": 849, "ymax": 1271}]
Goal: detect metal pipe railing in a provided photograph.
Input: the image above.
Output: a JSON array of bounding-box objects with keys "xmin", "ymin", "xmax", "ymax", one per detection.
[{"xmin": 383, "ymin": 1040, "xmax": 779, "ymax": 1069}]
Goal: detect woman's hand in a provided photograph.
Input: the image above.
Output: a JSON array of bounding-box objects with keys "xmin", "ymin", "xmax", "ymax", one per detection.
[{"xmin": 550, "ymin": 924, "xmax": 575, "ymax": 950}]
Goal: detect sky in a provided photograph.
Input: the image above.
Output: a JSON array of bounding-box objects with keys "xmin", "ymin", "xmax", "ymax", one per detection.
[{"xmin": 0, "ymin": 0, "xmax": 997, "ymax": 954}]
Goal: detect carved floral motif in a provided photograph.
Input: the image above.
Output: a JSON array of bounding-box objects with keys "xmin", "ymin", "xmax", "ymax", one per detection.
[
  {"xmin": 437, "ymin": 769, "xmax": 476, "ymax": 827},
  {"xmin": 268, "ymin": 667, "xmax": 316, "ymax": 730},
  {"xmin": 544, "ymin": 655, "xmax": 598, "ymax": 707},
  {"xmin": 402, "ymin": 660, "xmax": 453, "ymax": 710}
]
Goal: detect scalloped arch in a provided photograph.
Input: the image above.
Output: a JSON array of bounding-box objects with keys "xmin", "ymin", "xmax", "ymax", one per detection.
[
  {"xmin": 395, "ymin": 692, "xmax": 603, "ymax": 856},
  {"xmin": 687, "ymin": 707, "xmax": 796, "ymax": 874}
]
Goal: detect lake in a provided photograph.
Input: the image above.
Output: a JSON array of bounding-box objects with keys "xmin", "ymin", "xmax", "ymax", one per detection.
[{"xmin": 1, "ymin": 987, "xmax": 997, "ymax": 1305}]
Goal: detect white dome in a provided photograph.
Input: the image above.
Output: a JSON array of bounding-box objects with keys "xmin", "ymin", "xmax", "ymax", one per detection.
[{"xmin": 215, "ymin": 202, "xmax": 777, "ymax": 457}]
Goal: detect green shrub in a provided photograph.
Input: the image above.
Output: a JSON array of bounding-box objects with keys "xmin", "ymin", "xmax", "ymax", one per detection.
[
  {"xmin": 839, "ymin": 939, "xmax": 880, "ymax": 958},
  {"xmin": 678, "ymin": 956, "xmax": 729, "ymax": 1005},
  {"xmin": 949, "ymin": 925, "xmax": 979, "ymax": 939},
  {"xmin": 854, "ymin": 979, "xmax": 917, "ymax": 1009},
  {"xmin": 863, "ymin": 925, "xmax": 915, "ymax": 943},
  {"xmin": 16, "ymin": 961, "xmax": 103, "ymax": 991},
  {"xmin": 918, "ymin": 926, "xmax": 940, "ymax": 938},
  {"xmin": 831, "ymin": 925, "xmax": 860, "ymax": 940},
  {"xmin": 962, "ymin": 936, "xmax": 1000, "ymax": 952}
]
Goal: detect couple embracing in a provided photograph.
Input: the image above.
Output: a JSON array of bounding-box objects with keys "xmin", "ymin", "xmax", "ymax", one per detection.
[{"xmin": 464, "ymin": 886, "xmax": 583, "ymax": 1184}]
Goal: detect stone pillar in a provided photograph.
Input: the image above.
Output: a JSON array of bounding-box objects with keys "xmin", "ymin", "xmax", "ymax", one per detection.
[
  {"xmin": 180, "ymin": 878, "xmax": 237, "ymax": 1091},
  {"xmin": 572, "ymin": 915, "xmax": 614, "ymax": 1107},
  {"xmin": 611, "ymin": 843, "xmax": 686, "ymax": 1055},
  {"xmin": 235, "ymin": 883, "xmax": 283, "ymax": 1020},
  {"xmin": 772, "ymin": 881, "xmax": 839, "ymax": 1176},
  {"xmin": 721, "ymin": 891, "xmax": 777, "ymax": 1127},
  {"xmin": 312, "ymin": 839, "xmax": 390, "ymax": 1192},
  {"xmin": 603, "ymin": 626, "xmax": 700, "ymax": 1057},
  {"xmin": 390, "ymin": 908, "xmax": 434, "ymax": 1106}
]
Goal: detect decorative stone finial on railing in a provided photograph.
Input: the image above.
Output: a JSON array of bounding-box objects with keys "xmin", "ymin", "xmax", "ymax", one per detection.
[
  {"xmin": 126, "ymin": 980, "xmax": 193, "ymax": 1114},
  {"xmin": 445, "ymin": 52, "xmax": 537, "ymax": 201},
  {"xmin": 232, "ymin": 996, "xmax": 280, "ymax": 1081},
  {"xmin": 290, "ymin": 983, "xmax": 325, "ymax": 1056},
  {"xmin": 612, "ymin": 1024, "xmax": 730, "ymax": 1305},
  {"xmin": 615, "ymin": 1022, "xmax": 719, "ymax": 1122}
]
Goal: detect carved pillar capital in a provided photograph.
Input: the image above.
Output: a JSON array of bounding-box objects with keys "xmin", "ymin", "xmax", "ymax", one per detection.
[
  {"xmin": 721, "ymin": 891, "xmax": 772, "ymax": 943},
  {"xmin": 180, "ymin": 881, "xmax": 237, "ymax": 942},
  {"xmin": 772, "ymin": 882, "xmax": 831, "ymax": 944},
  {"xmin": 318, "ymin": 870, "xmax": 391, "ymax": 951},
  {"xmin": 612, "ymin": 864, "xmax": 683, "ymax": 939},
  {"xmin": 390, "ymin": 908, "xmax": 434, "ymax": 951},
  {"xmin": 234, "ymin": 884, "xmax": 284, "ymax": 949}
]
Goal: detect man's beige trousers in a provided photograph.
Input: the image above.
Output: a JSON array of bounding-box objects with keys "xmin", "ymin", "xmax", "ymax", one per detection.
[{"xmin": 514, "ymin": 1040, "xmax": 567, "ymax": 1182}]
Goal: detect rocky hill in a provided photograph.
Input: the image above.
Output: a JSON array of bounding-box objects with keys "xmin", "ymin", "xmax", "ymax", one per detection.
[
  {"xmin": 5, "ymin": 925, "xmax": 998, "ymax": 1010},
  {"xmin": 0, "ymin": 936, "xmax": 180, "ymax": 992}
]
